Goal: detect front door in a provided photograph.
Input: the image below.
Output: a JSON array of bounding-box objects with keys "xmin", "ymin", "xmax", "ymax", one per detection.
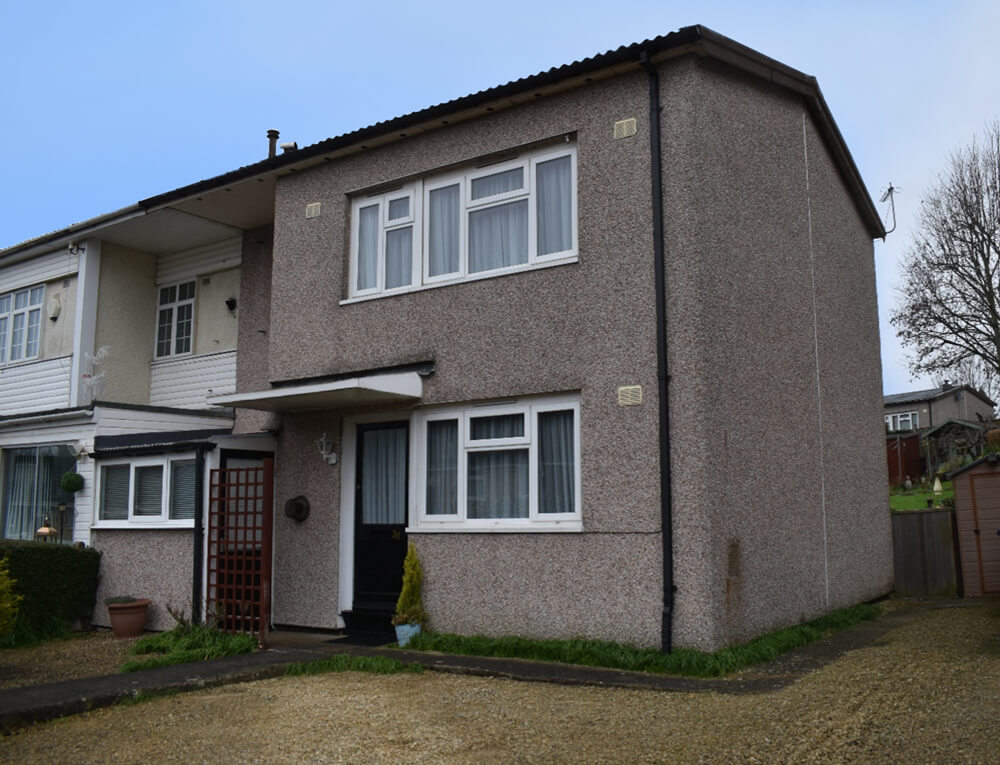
[{"xmin": 354, "ymin": 422, "xmax": 409, "ymax": 612}]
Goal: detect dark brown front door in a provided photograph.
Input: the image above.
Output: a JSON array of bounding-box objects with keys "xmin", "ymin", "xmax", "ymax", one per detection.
[{"xmin": 354, "ymin": 422, "xmax": 408, "ymax": 612}]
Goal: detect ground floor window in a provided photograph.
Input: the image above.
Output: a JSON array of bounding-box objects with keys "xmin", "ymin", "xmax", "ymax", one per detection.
[
  {"xmin": 97, "ymin": 455, "xmax": 196, "ymax": 525},
  {"xmin": 411, "ymin": 394, "xmax": 581, "ymax": 531},
  {"xmin": 0, "ymin": 445, "xmax": 76, "ymax": 540}
]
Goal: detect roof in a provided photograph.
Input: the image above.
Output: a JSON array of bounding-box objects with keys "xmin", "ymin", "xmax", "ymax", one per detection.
[
  {"xmin": 0, "ymin": 24, "xmax": 885, "ymax": 260},
  {"xmin": 883, "ymin": 385, "xmax": 996, "ymax": 408},
  {"xmin": 93, "ymin": 428, "xmax": 232, "ymax": 456}
]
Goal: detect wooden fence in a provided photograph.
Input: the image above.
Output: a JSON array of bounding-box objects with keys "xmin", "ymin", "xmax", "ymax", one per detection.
[{"xmin": 891, "ymin": 508, "xmax": 961, "ymax": 597}]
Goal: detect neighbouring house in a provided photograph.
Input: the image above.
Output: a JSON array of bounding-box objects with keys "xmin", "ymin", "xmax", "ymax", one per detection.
[
  {"xmin": 0, "ymin": 25, "xmax": 892, "ymax": 651},
  {"xmin": 883, "ymin": 384, "xmax": 996, "ymax": 485}
]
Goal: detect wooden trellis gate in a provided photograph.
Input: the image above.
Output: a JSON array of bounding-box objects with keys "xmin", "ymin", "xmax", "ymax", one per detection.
[{"xmin": 206, "ymin": 459, "xmax": 273, "ymax": 647}]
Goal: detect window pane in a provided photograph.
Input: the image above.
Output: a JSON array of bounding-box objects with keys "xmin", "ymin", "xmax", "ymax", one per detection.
[
  {"xmin": 470, "ymin": 413, "xmax": 524, "ymax": 440},
  {"xmin": 357, "ymin": 204, "xmax": 379, "ymax": 291},
  {"xmin": 468, "ymin": 199, "xmax": 528, "ymax": 273},
  {"xmin": 428, "ymin": 184, "xmax": 460, "ymax": 277},
  {"xmin": 385, "ymin": 227, "xmax": 413, "ymax": 289},
  {"xmin": 156, "ymin": 308, "xmax": 173, "ymax": 357},
  {"xmin": 159, "ymin": 285, "xmax": 176, "ymax": 306},
  {"xmin": 2, "ymin": 448, "xmax": 37, "ymax": 540},
  {"xmin": 10, "ymin": 313, "xmax": 24, "ymax": 361},
  {"xmin": 134, "ymin": 466, "xmax": 163, "ymax": 516},
  {"xmin": 175, "ymin": 303, "xmax": 193, "ymax": 354},
  {"xmin": 25, "ymin": 309, "xmax": 40, "ymax": 357},
  {"xmin": 471, "ymin": 167, "xmax": 524, "ymax": 200},
  {"xmin": 537, "ymin": 155, "xmax": 572, "ymax": 255},
  {"xmin": 467, "ymin": 450, "xmax": 528, "ymax": 519},
  {"xmin": 361, "ymin": 427, "xmax": 407, "ymax": 524},
  {"xmin": 29, "ymin": 286, "xmax": 44, "ymax": 305},
  {"xmin": 101, "ymin": 465, "xmax": 130, "ymax": 521},
  {"xmin": 170, "ymin": 460, "xmax": 196, "ymax": 520},
  {"xmin": 13, "ymin": 290, "xmax": 27, "ymax": 310},
  {"xmin": 538, "ymin": 410, "xmax": 575, "ymax": 514},
  {"xmin": 178, "ymin": 281, "xmax": 196, "ymax": 301},
  {"xmin": 426, "ymin": 420, "xmax": 457, "ymax": 515},
  {"xmin": 388, "ymin": 197, "xmax": 409, "ymax": 220},
  {"xmin": 0, "ymin": 316, "xmax": 7, "ymax": 364},
  {"xmin": 0, "ymin": 295, "xmax": 9, "ymax": 313}
]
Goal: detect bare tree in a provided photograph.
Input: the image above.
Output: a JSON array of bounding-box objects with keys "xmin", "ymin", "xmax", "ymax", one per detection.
[{"xmin": 892, "ymin": 122, "xmax": 1000, "ymax": 398}]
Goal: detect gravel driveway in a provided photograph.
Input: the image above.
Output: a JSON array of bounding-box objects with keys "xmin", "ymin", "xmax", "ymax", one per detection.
[{"xmin": 1, "ymin": 601, "xmax": 998, "ymax": 763}]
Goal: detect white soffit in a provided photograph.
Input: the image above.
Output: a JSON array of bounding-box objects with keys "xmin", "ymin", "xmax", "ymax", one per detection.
[{"xmin": 207, "ymin": 371, "xmax": 423, "ymax": 412}]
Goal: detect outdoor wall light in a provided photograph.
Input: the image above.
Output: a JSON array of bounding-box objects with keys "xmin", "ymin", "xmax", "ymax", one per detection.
[
  {"xmin": 225, "ymin": 297, "xmax": 237, "ymax": 312},
  {"xmin": 316, "ymin": 433, "xmax": 337, "ymax": 465}
]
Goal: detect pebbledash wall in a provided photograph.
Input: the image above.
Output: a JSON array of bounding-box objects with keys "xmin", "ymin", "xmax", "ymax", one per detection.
[{"xmin": 241, "ymin": 52, "xmax": 890, "ymax": 650}]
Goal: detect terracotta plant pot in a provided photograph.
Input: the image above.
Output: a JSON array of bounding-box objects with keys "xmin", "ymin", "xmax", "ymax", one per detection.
[{"xmin": 106, "ymin": 599, "xmax": 151, "ymax": 639}]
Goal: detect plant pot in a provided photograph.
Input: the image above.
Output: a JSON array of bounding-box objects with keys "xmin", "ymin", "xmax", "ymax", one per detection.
[
  {"xmin": 106, "ymin": 599, "xmax": 151, "ymax": 639},
  {"xmin": 394, "ymin": 623, "xmax": 421, "ymax": 647}
]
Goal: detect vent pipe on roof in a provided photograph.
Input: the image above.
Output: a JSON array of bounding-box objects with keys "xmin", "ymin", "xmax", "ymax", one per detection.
[
  {"xmin": 267, "ymin": 129, "xmax": 280, "ymax": 159},
  {"xmin": 280, "ymin": 141, "xmax": 298, "ymax": 154}
]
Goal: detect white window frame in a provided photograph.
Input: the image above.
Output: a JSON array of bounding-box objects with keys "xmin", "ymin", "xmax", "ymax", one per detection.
[
  {"xmin": 93, "ymin": 454, "xmax": 198, "ymax": 528},
  {"xmin": 0, "ymin": 284, "xmax": 44, "ymax": 365},
  {"xmin": 154, "ymin": 280, "xmax": 196, "ymax": 359},
  {"xmin": 410, "ymin": 394, "xmax": 581, "ymax": 532},
  {"xmin": 884, "ymin": 411, "xmax": 919, "ymax": 432},
  {"xmin": 346, "ymin": 144, "xmax": 578, "ymax": 301}
]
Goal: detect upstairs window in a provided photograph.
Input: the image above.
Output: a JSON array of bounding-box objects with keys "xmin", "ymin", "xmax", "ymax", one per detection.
[
  {"xmin": 349, "ymin": 144, "xmax": 577, "ymax": 298},
  {"xmin": 884, "ymin": 411, "xmax": 919, "ymax": 432},
  {"xmin": 156, "ymin": 281, "xmax": 195, "ymax": 358},
  {"xmin": 0, "ymin": 285, "xmax": 44, "ymax": 364}
]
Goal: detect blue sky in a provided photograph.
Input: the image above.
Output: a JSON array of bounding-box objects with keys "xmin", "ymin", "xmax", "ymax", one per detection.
[{"xmin": 2, "ymin": 0, "xmax": 998, "ymax": 395}]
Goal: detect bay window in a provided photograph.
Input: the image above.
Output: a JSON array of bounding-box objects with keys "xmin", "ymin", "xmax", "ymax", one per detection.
[
  {"xmin": 413, "ymin": 395, "xmax": 581, "ymax": 530},
  {"xmin": 349, "ymin": 144, "xmax": 577, "ymax": 298}
]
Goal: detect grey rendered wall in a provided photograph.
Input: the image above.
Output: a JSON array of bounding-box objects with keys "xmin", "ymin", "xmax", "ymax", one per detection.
[
  {"xmin": 267, "ymin": 71, "xmax": 665, "ymax": 645},
  {"xmin": 929, "ymin": 391, "xmax": 994, "ymax": 425},
  {"xmin": 91, "ymin": 529, "xmax": 194, "ymax": 631},
  {"xmin": 94, "ymin": 243, "xmax": 156, "ymax": 404},
  {"xmin": 234, "ymin": 227, "xmax": 278, "ymax": 435},
  {"xmin": 660, "ymin": 58, "xmax": 892, "ymax": 650}
]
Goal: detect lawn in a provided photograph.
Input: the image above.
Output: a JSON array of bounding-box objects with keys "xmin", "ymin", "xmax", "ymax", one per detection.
[{"xmin": 889, "ymin": 481, "xmax": 953, "ymax": 511}]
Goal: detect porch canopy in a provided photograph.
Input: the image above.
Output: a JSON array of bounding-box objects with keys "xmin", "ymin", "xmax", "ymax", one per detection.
[{"xmin": 207, "ymin": 369, "xmax": 425, "ymax": 412}]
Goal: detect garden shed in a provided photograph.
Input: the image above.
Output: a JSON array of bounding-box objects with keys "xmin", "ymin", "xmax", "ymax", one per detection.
[{"xmin": 949, "ymin": 456, "xmax": 1000, "ymax": 597}]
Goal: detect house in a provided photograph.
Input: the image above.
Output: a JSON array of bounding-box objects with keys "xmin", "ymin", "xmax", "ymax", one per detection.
[
  {"xmin": 883, "ymin": 383, "xmax": 996, "ymax": 433},
  {"xmin": 0, "ymin": 26, "xmax": 892, "ymax": 651},
  {"xmin": 883, "ymin": 384, "xmax": 996, "ymax": 485}
]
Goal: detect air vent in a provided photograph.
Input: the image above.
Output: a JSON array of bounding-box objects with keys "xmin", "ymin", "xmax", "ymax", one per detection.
[
  {"xmin": 614, "ymin": 118, "xmax": 637, "ymax": 140},
  {"xmin": 305, "ymin": 202, "xmax": 321, "ymax": 219},
  {"xmin": 618, "ymin": 385, "xmax": 643, "ymax": 406}
]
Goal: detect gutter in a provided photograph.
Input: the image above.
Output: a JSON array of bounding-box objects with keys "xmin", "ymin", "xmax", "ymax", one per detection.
[{"xmin": 640, "ymin": 51, "xmax": 675, "ymax": 654}]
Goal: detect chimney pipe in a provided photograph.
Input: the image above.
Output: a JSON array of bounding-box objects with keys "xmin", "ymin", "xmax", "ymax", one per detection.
[{"xmin": 267, "ymin": 129, "xmax": 280, "ymax": 159}]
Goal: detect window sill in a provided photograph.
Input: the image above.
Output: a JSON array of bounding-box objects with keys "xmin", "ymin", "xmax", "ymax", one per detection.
[
  {"xmin": 407, "ymin": 519, "xmax": 582, "ymax": 534},
  {"xmin": 340, "ymin": 255, "xmax": 578, "ymax": 305},
  {"xmin": 92, "ymin": 521, "xmax": 195, "ymax": 531}
]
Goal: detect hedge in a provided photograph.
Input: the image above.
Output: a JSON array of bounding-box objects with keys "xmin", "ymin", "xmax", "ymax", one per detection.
[{"xmin": 0, "ymin": 541, "xmax": 101, "ymax": 647}]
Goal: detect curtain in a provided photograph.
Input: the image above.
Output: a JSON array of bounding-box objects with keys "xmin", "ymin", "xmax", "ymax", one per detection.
[
  {"xmin": 467, "ymin": 450, "xmax": 528, "ymax": 519},
  {"xmin": 2, "ymin": 446, "xmax": 75, "ymax": 539},
  {"xmin": 469, "ymin": 199, "xmax": 528, "ymax": 273},
  {"xmin": 537, "ymin": 155, "xmax": 572, "ymax": 255},
  {"xmin": 471, "ymin": 167, "xmax": 523, "ymax": 200},
  {"xmin": 357, "ymin": 204, "xmax": 379, "ymax": 291},
  {"xmin": 538, "ymin": 410, "xmax": 575, "ymax": 514},
  {"xmin": 170, "ymin": 460, "xmax": 196, "ymax": 520},
  {"xmin": 101, "ymin": 465, "xmax": 130, "ymax": 520},
  {"xmin": 470, "ymin": 413, "xmax": 524, "ymax": 439},
  {"xmin": 385, "ymin": 227, "xmax": 412, "ymax": 289},
  {"xmin": 428, "ymin": 184, "xmax": 460, "ymax": 276},
  {"xmin": 361, "ymin": 427, "xmax": 407, "ymax": 524},
  {"xmin": 426, "ymin": 420, "xmax": 457, "ymax": 515}
]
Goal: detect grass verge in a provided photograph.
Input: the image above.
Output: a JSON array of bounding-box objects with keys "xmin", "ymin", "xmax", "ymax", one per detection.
[
  {"xmin": 284, "ymin": 654, "xmax": 423, "ymax": 676},
  {"xmin": 889, "ymin": 481, "xmax": 953, "ymax": 511},
  {"xmin": 406, "ymin": 603, "xmax": 880, "ymax": 678},
  {"xmin": 120, "ymin": 624, "xmax": 257, "ymax": 673}
]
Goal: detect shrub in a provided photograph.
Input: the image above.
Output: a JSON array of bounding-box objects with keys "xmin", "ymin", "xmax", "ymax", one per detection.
[
  {"xmin": 0, "ymin": 556, "xmax": 23, "ymax": 639},
  {"xmin": 0, "ymin": 540, "xmax": 101, "ymax": 647},
  {"xmin": 392, "ymin": 542, "xmax": 428, "ymax": 627}
]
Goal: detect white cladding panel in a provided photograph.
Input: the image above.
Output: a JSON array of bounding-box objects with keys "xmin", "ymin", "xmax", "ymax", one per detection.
[
  {"xmin": 149, "ymin": 350, "xmax": 236, "ymax": 409},
  {"xmin": 0, "ymin": 248, "xmax": 79, "ymax": 293},
  {"xmin": 0, "ymin": 356, "xmax": 73, "ymax": 415},
  {"xmin": 156, "ymin": 238, "xmax": 242, "ymax": 284},
  {"xmin": 94, "ymin": 404, "xmax": 232, "ymax": 435}
]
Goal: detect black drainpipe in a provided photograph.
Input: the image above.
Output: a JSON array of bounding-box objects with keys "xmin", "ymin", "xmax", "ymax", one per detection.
[
  {"xmin": 640, "ymin": 50, "xmax": 675, "ymax": 654},
  {"xmin": 192, "ymin": 448, "xmax": 207, "ymax": 625}
]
